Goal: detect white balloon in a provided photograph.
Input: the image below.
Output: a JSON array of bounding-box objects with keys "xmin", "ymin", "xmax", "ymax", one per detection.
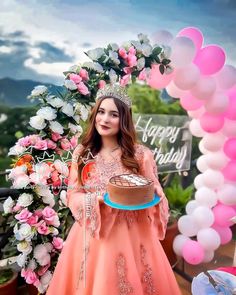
[
  {"xmin": 194, "ymin": 174, "xmax": 205, "ymax": 189},
  {"xmin": 202, "ymin": 250, "xmax": 215, "ymax": 263},
  {"xmin": 217, "ymin": 183, "xmax": 236, "ymax": 205},
  {"xmin": 192, "ymin": 206, "xmax": 215, "ymax": 228},
  {"xmin": 202, "ymin": 169, "xmax": 224, "ymax": 189},
  {"xmin": 173, "ymin": 64, "xmax": 200, "ymax": 90},
  {"xmin": 170, "ymin": 36, "xmax": 196, "ymax": 67},
  {"xmin": 191, "ymin": 76, "xmax": 216, "ymax": 100},
  {"xmin": 202, "ymin": 132, "xmax": 226, "ymax": 152},
  {"xmin": 173, "ymin": 234, "xmax": 190, "ymax": 256},
  {"xmin": 205, "ymin": 91, "xmax": 229, "ymax": 114},
  {"xmin": 188, "ymin": 106, "xmax": 205, "ymax": 119},
  {"xmin": 189, "ymin": 119, "xmax": 205, "ymax": 138},
  {"xmin": 197, "ymin": 228, "xmax": 221, "ymax": 251},
  {"xmin": 195, "ymin": 187, "xmax": 218, "ymax": 208},
  {"xmin": 151, "ymin": 30, "xmax": 174, "ymax": 45},
  {"xmin": 222, "ymin": 118, "xmax": 236, "ymax": 137},
  {"xmin": 205, "ymin": 151, "xmax": 229, "ymax": 170},
  {"xmin": 186, "ymin": 200, "xmax": 199, "ymax": 215},
  {"xmin": 198, "ymin": 139, "xmax": 208, "ymax": 154},
  {"xmin": 178, "ymin": 215, "xmax": 200, "ymax": 237},
  {"xmin": 215, "ymin": 64, "xmax": 236, "ymax": 90},
  {"xmin": 166, "ymin": 81, "xmax": 186, "ymax": 98},
  {"xmin": 196, "ymin": 155, "xmax": 209, "ymax": 172}
]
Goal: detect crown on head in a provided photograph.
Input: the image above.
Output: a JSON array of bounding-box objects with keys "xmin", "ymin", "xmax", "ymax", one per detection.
[{"xmin": 96, "ymin": 84, "xmax": 132, "ymax": 108}]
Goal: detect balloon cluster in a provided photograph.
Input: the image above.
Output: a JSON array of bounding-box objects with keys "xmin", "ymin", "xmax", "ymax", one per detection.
[{"xmin": 150, "ymin": 27, "xmax": 236, "ymax": 265}]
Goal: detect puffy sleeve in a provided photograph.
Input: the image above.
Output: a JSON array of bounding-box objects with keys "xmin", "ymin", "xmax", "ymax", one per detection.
[
  {"xmin": 66, "ymin": 144, "xmax": 101, "ymax": 239},
  {"xmin": 141, "ymin": 146, "xmax": 170, "ymax": 240}
]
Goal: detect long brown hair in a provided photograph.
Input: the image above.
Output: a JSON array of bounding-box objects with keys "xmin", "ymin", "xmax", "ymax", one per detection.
[{"xmin": 78, "ymin": 96, "xmax": 140, "ymax": 181}]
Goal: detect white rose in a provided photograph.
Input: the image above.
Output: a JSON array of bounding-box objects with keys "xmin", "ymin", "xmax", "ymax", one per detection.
[
  {"xmin": 73, "ymin": 115, "xmax": 81, "ymax": 124},
  {"xmin": 52, "ymin": 228, "xmax": 59, "ymax": 236},
  {"xmin": 54, "ymin": 160, "xmax": 69, "ymax": 177},
  {"xmin": 68, "ymin": 123, "xmax": 83, "ymax": 135},
  {"xmin": 64, "ymin": 79, "xmax": 77, "ymax": 90},
  {"xmin": 131, "ymin": 40, "xmax": 142, "ymax": 51},
  {"xmin": 138, "ymin": 33, "xmax": 150, "ymax": 44},
  {"xmin": 8, "ymin": 144, "xmax": 26, "ymax": 156},
  {"xmin": 109, "ymin": 69, "xmax": 117, "ymax": 84},
  {"xmin": 110, "ymin": 43, "xmax": 119, "ymax": 51},
  {"xmin": 30, "ymin": 115, "xmax": 46, "ymax": 130},
  {"xmin": 16, "ymin": 223, "xmax": 34, "ymax": 241},
  {"xmin": 42, "ymin": 195, "xmax": 55, "ymax": 207},
  {"xmin": 68, "ymin": 64, "xmax": 79, "ymax": 72},
  {"xmin": 16, "ymin": 253, "xmax": 28, "ymax": 267},
  {"xmin": 137, "ymin": 57, "xmax": 145, "ymax": 71},
  {"xmin": 40, "ymin": 271, "xmax": 52, "ymax": 286},
  {"xmin": 141, "ymin": 44, "xmax": 152, "ymax": 57},
  {"xmin": 38, "ymin": 283, "xmax": 47, "ymax": 294},
  {"xmin": 44, "ymin": 242, "xmax": 53, "ymax": 253},
  {"xmin": 80, "ymin": 105, "xmax": 89, "ymax": 121},
  {"xmin": 49, "ymin": 121, "xmax": 64, "ymax": 134},
  {"xmin": 59, "ymin": 190, "xmax": 67, "ymax": 207},
  {"xmin": 28, "ymin": 259, "xmax": 37, "ymax": 270},
  {"xmin": 86, "ymin": 48, "xmax": 104, "ymax": 60},
  {"xmin": 17, "ymin": 240, "xmax": 32, "ymax": 254},
  {"xmin": 13, "ymin": 175, "xmax": 30, "ymax": 189},
  {"xmin": 61, "ymin": 103, "xmax": 74, "ymax": 117},
  {"xmin": 109, "ymin": 50, "xmax": 120, "ymax": 65},
  {"xmin": 36, "ymin": 186, "xmax": 55, "ymax": 207},
  {"xmin": 34, "ymin": 244, "xmax": 50, "ymax": 266},
  {"xmin": 17, "ymin": 193, "xmax": 33, "ymax": 207},
  {"xmin": 93, "ymin": 62, "xmax": 103, "ymax": 73},
  {"xmin": 37, "ymin": 107, "xmax": 57, "ymax": 121},
  {"xmin": 31, "ymin": 85, "xmax": 47, "ymax": 96},
  {"xmin": 3, "ymin": 196, "xmax": 15, "ymax": 214},
  {"xmin": 48, "ymin": 97, "xmax": 64, "ymax": 108}
]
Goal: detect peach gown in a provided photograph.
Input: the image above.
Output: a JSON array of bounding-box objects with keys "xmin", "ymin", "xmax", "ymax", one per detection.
[{"xmin": 46, "ymin": 144, "xmax": 181, "ymax": 295}]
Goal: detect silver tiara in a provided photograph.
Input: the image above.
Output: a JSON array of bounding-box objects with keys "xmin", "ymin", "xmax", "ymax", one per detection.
[{"xmin": 96, "ymin": 84, "xmax": 132, "ymax": 108}]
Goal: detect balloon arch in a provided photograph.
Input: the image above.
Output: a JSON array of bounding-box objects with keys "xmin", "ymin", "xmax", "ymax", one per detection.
[
  {"xmin": 4, "ymin": 26, "xmax": 236, "ymax": 292},
  {"xmin": 150, "ymin": 27, "xmax": 236, "ymax": 265}
]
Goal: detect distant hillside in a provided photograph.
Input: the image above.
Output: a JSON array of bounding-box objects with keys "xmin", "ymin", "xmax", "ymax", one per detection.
[{"xmin": 0, "ymin": 77, "xmax": 62, "ymax": 107}]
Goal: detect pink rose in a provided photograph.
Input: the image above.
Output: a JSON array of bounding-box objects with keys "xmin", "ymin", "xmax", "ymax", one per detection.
[
  {"xmin": 15, "ymin": 208, "xmax": 32, "ymax": 222},
  {"xmin": 42, "ymin": 207, "xmax": 56, "ymax": 223},
  {"xmin": 77, "ymin": 82, "xmax": 89, "ymax": 95},
  {"xmin": 51, "ymin": 170, "xmax": 59, "ymax": 182},
  {"xmin": 70, "ymin": 135, "xmax": 78, "ymax": 148},
  {"xmin": 27, "ymin": 214, "xmax": 39, "ymax": 226},
  {"xmin": 138, "ymin": 68, "xmax": 146, "ymax": 81},
  {"xmin": 123, "ymin": 67, "xmax": 132, "ymax": 74},
  {"xmin": 18, "ymin": 136, "xmax": 31, "ymax": 147},
  {"xmin": 127, "ymin": 53, "xmax": 137, "ymax": 67},
  {"xmin": 98, "ymin": 80, "xmax": 106, "ymax": 89},
  {"xmin": 51, "ymin": 132, "xmax": 62, "ymax": 142},
  {"xmin": 120, "ymin": 74, "xmax": 131, "ymax": 86},
  {"xmin": 21, "ymin": 269, "xmax": 39, "ymax": 285},
  {"xmin": 36, "ymin": 220, "xmax": 50, "ymax": 235},
  {"xmin": 34, "ymin": 209, "xmax": 43, "ymax": 218},
  {"xmin": 13, "ymin": 204, "xmax": 22, "ymax": 212},
  {"xmin": 29, "ymin": 135, "xmax": 40, "ymax": 145},
  {"xmin": 69, "ymin": 73, "xmax": 82, "ymax": 84},
  {"xmin": 33, "ymin": 139, "xmax": 48, "ymax": 150},
  {"xmin": 118, "ymin": 48, "xmax": 127, "ymax": 59},
  {"xmin": 60, "ymin": 138, "xmax": 72, "ymax": 151},
  {"xmin": 79, "ymin": 69, "xmax": 89, "ymax": 81},
  {"xmin": 37, "ymin": 264, "xmax": 50, "ymax": 276},
  {"xmin": 46, "ymin": 139, "xmax": 57, "ymax": 149},
  {"xmin": 13, "ymin": 175, "xmax": 30, "ymax": 189},
  {"xmin": 52, "ymin": 237, "xmax": 64, "ymax": 250},
  {"xmin": 128, "ymin": 46, "xmax": 136, "ymax": 55}
]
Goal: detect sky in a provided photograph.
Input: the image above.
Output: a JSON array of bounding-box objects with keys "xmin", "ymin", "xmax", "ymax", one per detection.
[{"xmin": 0, "ymin": 0, "xmax": 236, "ymax": 85}]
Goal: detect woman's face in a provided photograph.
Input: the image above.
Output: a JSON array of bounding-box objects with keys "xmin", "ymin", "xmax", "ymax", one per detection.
[{"xmin": 95, "ymin": 98, "xmax": 120, "ymax": 137}]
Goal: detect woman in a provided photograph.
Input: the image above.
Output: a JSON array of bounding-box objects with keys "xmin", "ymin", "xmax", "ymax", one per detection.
[{"xmin": 46, "ymin": 84, "xmax": 181, "ymax": 294}]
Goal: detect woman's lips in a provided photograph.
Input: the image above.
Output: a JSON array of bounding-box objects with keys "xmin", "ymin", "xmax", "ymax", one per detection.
[{"xmin": 100, "ymin": 125, "xmax": 110, "ymax": 130}]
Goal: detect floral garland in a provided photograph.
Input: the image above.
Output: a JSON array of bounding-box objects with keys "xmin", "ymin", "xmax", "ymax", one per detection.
[{"xmin": 3, "ymin": 33, "xmax": 169, "ymax": 293}]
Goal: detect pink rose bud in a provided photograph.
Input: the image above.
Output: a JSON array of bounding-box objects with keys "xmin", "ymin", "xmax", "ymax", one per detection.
[
  {"xmin": 79, "ymin": 69, "xmax": 89, "ymax": 81},
  {"xmin": 33, "ymin": 139, "xmax": 48, "ymax": 150},
  {"xmin": 42, "ymin": 207, "xmax": 56, "ymax": 223},
  {"xmin": 18, "ymin": 136, "xmax": 30, "ymax": 147},
  {"xmin": 52, "ymin": 237, "xmax": 64, "ymax": 250},
  {"xmin": 118, "ymin": 48, "xmax": 127, "ymax": 59},
  {"xmin": 36, "ymin": 220, "xmax": 50, "ymax": 235},
  {"xmin": 27, "ymin": 215, "xmax": 39, "ymax": 226},
  {"xmin": 77, "ymin": 82, "xmax": 89, "ymax": 95},
  {"xmin": 61, "ymin": 138, "xmax": 72, "ymax": 151},
  {"xmin": 127, "ymin": 53, "xmax": 137, "ymax": 67},
  {"xmin": 120, "ymin": 74, "xmax": 131, "ymax": 86},
  {"xmin": 46, "ymin": 139, "xmax": 57, "ymax": 149},
  {"xmin": 128, "ymin": 46, "xmax": 136, "ymax": 55},
  {"xmin": 98, "ymin": 80, "xmax": 106, "ymax": 89},
  {"xmin": 15, "ymin": 208, "xmax": 33, "ymax": 222},
  {"xmin": 51, "ymin": 132, "xmax": 62, "ymax": 142},
  {"xmin": 138, "ymin": 68, "xmax": 147, "ymax": 81},
  {"xmin": 69, "ymin": 73, "xmax": 82, "ymax": 84}
]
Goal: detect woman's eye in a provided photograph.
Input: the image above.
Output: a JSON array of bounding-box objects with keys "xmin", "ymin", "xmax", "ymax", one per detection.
[
  {"xmin": 112, "ymin": 114, "xmax": 119, "ymax": 117},
  {"xmin": 98, "ymin": 110, "xmax": 104, "ymax": 114}
]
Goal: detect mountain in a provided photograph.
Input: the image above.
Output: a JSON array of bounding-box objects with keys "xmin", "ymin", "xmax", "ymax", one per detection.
[{"xmin": 0, "ymin": 77, "xmax": 62, "ymax": 107}]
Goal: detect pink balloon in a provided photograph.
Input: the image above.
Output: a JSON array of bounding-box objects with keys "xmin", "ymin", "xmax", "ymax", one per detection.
[
  {"xmin": 148, "ymin": 64, "xmax": 173, "ymax": 89},
  {"xmin": 215, "ymin": 65, "xmax": 236, "ymax": 90},
  {"xmin": 166, "ymin": 81, "xmax": 186, "ymax": 98},
  {"xmin": 178, "ymin": 27, "xmax": 203, "ymax": 51},
  {"xmin": 223, "ymin": 137, "xmax": 236, "ymax": 159},
  {"xmin": 200, "ymin": 113, "xmax": 224, "ymax": 133},
  {"xmin": 182, "ymin": 240, "xmax": 204, "ymax": 265},
  {"xmin": 173, "ymin": 64, "xmax": 200, "ymax": 90},
  {"xmin": 212, "ymin": 204, "xmax": 235, "ymax": 227},
  {"xmin": 180, "ymin": 93, "xmax": 204, "ymax": 111},
  {"xmin": 222, "ymin": 160, "xmax": 236, "ymax": 181},
  {"xmin": 194, "ymin": 45, "xmax": 226, "ymax": 75},
  {"xmin": 224, "ymin": 88, "xmax": 236, "ymax": 120},
  {"xmin": 211, "ymin": 224, "xmax": 232, "ymax": 245}
]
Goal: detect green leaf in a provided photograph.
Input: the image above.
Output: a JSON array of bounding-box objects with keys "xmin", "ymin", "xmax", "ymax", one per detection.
[
  {"xmin": 152, "ymin": 46, "xmax": 162, "ymax": 56},
  {"xmin": 159, "ymin": 64, "xmax": 165, "ymax": 74},
  {"xmin": 162, "ymin": 59, "xmax": 171, "ymax": 65}
]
